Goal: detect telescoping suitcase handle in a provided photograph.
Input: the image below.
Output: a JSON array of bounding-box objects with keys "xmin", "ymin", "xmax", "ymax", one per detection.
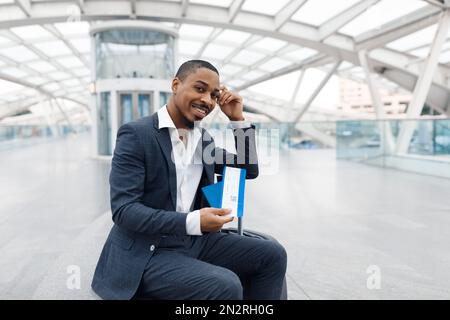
[{"xmin": 237, "ymin": 216, "xmax": 243, "ymax": 236}]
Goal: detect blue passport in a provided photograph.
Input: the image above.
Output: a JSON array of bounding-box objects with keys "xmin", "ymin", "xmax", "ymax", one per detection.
[{"xmin": 201, "ymin": 167, "xmax": 246, "ymax": 218}]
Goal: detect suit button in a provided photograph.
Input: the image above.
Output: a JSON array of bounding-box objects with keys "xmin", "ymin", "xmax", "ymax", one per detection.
[{"xmin": 150, "ymin": 245, "xmax": 155, "ymax": 252}]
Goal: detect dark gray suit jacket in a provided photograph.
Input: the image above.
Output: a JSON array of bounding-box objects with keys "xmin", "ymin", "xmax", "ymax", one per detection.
[{"xmin": 91, "ymin": 112, "xmax": 258, "ymax": 300}]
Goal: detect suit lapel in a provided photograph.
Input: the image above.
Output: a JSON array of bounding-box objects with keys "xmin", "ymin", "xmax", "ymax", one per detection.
[{"xmin": 153, "ymin": 114, "xmax": 177, "ymax": 210}]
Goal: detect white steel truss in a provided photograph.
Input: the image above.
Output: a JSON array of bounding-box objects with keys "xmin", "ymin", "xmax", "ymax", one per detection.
[{"xmin": 0, "ymin": 0, "xmax": 448, "ymax": 124}]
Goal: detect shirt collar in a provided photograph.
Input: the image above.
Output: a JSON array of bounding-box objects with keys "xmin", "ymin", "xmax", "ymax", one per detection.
[
  {"xmin": 158, "ymin": 104, "xmax": 203, "ymax": 135},
  {"xmin": 157, "ymin": 105, "xmax": 176, "ymax": 130},
  {"xmin": 158, "ymin": 105, "xmax": 203, "ymax": 147}
]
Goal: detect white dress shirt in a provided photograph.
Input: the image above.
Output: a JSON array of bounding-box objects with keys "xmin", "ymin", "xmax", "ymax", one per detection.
[{"xmin": 157, "ymin": 105, "xmax": 250, "ymax": 236}]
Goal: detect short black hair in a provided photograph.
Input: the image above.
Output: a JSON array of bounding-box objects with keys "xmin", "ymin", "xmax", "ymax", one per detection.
[{"xmin": 175, "ymin": 60, "xmax": 219, "ymax": 81}]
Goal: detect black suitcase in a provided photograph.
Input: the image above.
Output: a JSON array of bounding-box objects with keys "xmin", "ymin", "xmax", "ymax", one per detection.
[{"xmin": 221, "ymin": 227, "xmax": 288, "ymax": 300}]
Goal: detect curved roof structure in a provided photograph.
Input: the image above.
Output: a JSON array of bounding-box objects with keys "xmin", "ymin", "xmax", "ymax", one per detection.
[{"xmin": 0, "ymin": 0, "xmax": 449, "ymax": 122}]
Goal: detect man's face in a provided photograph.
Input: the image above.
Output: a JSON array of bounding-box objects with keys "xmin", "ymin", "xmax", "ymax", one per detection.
[{"xmin": 172, "ymin": 67, "xmax": 220, "ymax": 125}]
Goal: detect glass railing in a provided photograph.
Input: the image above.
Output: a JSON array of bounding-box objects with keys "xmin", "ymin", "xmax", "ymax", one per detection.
[
  {"xmin": 335, "ymin": 119, "xmax": 450, "ymax": 178},
  {"xmin": 3, "ymin": 119, "xmax": 449, "ymax": 153},
  {"xmin": 336, "ymin": 119, "xmax": 450, "ymax": 159},
  {"xmin": 2, "ymin": 119, "xmax": 449, "ymax": 164},
  {"xmin": 204, "ymin": 119, "xmax": 450, "ymax": 176},
  {"xmin": 0, "ymin": 125, "xmax": 90, "ymax": 150}
]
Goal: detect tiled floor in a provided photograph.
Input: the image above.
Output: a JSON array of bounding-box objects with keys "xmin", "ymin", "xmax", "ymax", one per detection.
[
  {"xmin": 0, "ymin": 134, "xmax": 110, "ymax": 299},
  {"xmin": 1, "ymin": 133, "xmax": 450, "ymax": 299}
]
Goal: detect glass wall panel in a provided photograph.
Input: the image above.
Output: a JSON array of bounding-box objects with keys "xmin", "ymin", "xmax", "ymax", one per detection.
[
  {"xmin": 435, "ymin": 120, "xmax": 450, "ymax": 155},
  {"xmin": 119, "ymin": 92, "xmax": 153, "ymax": 125},
  {"xmin": 119, "ymin": 93, "xmax": 133, "ymax": 125},
  {"xmin": 95, "ymin": 29, "xmax": 175, "ymax": 79},
  {"xmin": 160, "ymin": 92, "xmax": 170, "ymax": 108},
  {"xmin": 138, "ymin": 93, "xmax": 151, "ymax": 118},
  {"xmin": 98, "ymin": 92, "xmax": 112, "ymax": 155}
]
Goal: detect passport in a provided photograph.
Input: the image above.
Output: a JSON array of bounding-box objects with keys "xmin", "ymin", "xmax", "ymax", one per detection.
[{"xmin": 201, "ymin": 167, "xmax": 246, "ymax": 218}]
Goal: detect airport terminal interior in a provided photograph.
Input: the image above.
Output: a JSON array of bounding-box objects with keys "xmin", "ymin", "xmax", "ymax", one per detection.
[{"xmin": 1, "ymin": 0, "xmax": 450, "ymax": 299}]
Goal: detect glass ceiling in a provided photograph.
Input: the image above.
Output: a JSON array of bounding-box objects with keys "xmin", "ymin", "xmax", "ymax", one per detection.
[
  {"xmin": 339, "ymin": 0, "xmax": 428, "ymax": 36},
  {"xmin": 0, "ymin": 0, "xmax": 448, "ymax": 120}
]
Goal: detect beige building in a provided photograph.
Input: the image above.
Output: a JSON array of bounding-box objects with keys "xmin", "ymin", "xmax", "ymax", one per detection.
[{"xmin": 338, "ymin": 78, "xmax": 411, "ymax": 117}]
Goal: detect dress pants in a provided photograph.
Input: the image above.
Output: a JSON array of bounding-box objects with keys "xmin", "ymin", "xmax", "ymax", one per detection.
[{"xmin": 133, "ymin": 231, "xmax": 287, "ymax": 300}]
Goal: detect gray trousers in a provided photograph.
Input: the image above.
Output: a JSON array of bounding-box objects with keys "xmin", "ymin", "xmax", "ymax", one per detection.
[{"xmin": 133, "ymin": 231, "xmax": 287, "ymax": 300}]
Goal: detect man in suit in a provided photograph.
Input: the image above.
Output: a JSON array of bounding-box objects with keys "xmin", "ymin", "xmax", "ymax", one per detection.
[{"xmin": 91, "ymin": 60, "xmax": 287, "ymax": 300}]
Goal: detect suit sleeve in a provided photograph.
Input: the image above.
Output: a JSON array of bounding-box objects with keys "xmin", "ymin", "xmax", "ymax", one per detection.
[
  {"xmin": 214, "ymin": 125, "xmax": 259, "ymax": 179},
  {"xmin": 109, "ymin": 123, "xmax": 187, "ymax": 236}
]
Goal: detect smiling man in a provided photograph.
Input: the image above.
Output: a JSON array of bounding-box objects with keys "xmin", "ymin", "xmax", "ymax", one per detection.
[{"xmin": 91, "ymin": 60, "xmax": 287, "ymax": 300}]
